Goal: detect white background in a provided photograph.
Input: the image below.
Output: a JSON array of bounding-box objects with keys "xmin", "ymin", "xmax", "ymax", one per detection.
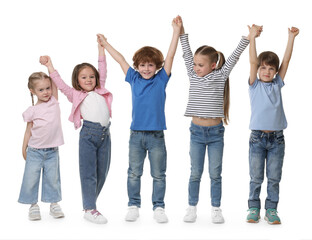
[{"xmin": 0, "ymin": 0, "xmax": 311, "ymax": 239}]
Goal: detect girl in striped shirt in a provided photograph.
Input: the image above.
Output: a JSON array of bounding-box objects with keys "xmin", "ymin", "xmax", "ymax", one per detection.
[{"xmin": 177, "ymin": 16, "xmax": 258, "ymax": 223}]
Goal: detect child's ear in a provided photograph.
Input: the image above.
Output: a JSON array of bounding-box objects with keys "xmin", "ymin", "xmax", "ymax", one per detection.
[
  {"xmin": 29, "ymin": 89, "xmax": 35, "ymax": 95},
  {"xmin": 211, "ymin": 62, "xmax": 216, "ymax": 70}
]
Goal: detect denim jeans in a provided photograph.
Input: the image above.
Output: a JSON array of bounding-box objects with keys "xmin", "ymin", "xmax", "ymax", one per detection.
[
  {"xmin": 127, "ymin": 130, "xmax": 167, "ymax": 210},
  {"xmin": 188, "ymin": 121, "xmax": 224, "ymax": 207},
  {"xmin": 248, "ymin": 130, "xmax": 285, "ymax": 210},
  {"xmin": 79, "ymin": 120, "xmax": 111, "ymax": 210},
  {"xmin": 18, "ymin": 147, "xmax": 61, "ymax": 204}
]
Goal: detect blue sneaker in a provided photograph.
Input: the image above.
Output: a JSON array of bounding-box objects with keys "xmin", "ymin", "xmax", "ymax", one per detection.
[
  {"xmin": 246, "ymin": 208, "xmax": 260, "ymax": 223},
  {"xmin": 264, "ymin": 209, "xmax": 281, "ymax": 224}
]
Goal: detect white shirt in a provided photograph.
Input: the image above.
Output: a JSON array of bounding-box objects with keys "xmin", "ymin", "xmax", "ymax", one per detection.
[{"xmin": 80, "ymin": 91, "xmax": 110, "ymax": 127}]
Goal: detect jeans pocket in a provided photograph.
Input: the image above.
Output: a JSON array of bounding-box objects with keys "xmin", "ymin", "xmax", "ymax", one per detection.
[
  {"xmin": 250, "ymin": 133, "xmax": 260, "ymax": 144},
  {"xmin": 153, "ymin": 131, "xmax": 164, "ymax": 139},
  {"xmin": 276, "ymin": 135, "xmax": 285, "ymax": 145}
]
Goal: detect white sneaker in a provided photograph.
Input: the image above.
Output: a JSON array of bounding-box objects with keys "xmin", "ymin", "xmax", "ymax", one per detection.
[
  {"xmin": 125, "ymin": 206, "xmax": 139, "ymax": 222},
  {"xmin": 84, "ymin": 209, "xmax": 107, "ymax": 224},
  {"xmin": 29, "ymin": 204, "xmax": 41, "ymax": 221},
  {"xmin": 50, "ymin": 203, "xmax": 65, "ymax": 218},
  {"xmin": 153, "ymin": 207, "xmax": 168, "ymax": 223},
  {"xmin": 211, "ymin": 207, "xmax": 224, "ymax": 223},
  {"xmin": 183, "ymin": 206, "xmax": 197, "ymax": 223}
]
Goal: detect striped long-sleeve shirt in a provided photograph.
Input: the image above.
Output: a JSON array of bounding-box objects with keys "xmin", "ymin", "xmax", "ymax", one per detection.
[{"xmin": 180, "ymin": 34, "xmax": 249, "ymax": 118}]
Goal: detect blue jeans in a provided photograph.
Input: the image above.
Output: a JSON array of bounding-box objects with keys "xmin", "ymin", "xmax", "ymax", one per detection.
[
  {"xmin": 79, "ymin": 120, "xmax": 111, "ymax": 210},
  {"xmin": 188, "ymin": 121, "xmax": 224, "ymax": 207},
  {"xmin": 127, "ymin": 130, "xmax": 167, "ymax": 210},
  {"xmin": 248, "ymin": 130, "xmax": 285, "ymax": 210},
  {"xmin": 18, "ymin": 147, "xmax": 61, "ymax": 204}
]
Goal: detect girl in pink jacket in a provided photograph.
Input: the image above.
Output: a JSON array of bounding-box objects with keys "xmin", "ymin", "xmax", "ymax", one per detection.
[{"xmin": 40, "ymin": 38, "xmax": 112, "ymax": 224}]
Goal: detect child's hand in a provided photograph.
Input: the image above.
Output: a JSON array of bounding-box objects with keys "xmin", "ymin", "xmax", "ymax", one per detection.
[
  {"xmin": 288, "ymin": 27, "xmax": 299, "ymax": 38},
  {"xmin": 39, "ymin": 55, "xmax": 55, "ymax": 73},
  {"xmin": 247, "ymin": 24, "xmax": 263, "ymax": 40},
  {"xmin": 97, "ymin": 34, "xmax": 108, "ymax": 48},
  {"xmin": 173, "ymin": 15, "xmax": 184, "ymax": 35}
]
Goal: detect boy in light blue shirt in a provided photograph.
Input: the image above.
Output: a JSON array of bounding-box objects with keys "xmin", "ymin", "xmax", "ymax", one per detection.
[{"xmin": 246, "ymin": 25, "xmax": 299, "ymax": 224}]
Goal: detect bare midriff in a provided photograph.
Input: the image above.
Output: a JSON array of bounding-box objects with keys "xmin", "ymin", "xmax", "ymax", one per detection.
[{"xmin": 192, "ymin": 116, "xmax": 222, "ymax": 126}]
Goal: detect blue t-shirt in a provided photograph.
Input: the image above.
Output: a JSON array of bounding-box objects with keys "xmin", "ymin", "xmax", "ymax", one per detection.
[
  {"xmin": 125, "ymin": 67, "xmax": 171, "ymax": 130},
  {"xmin": 249, "ymin": 74, "xmax": 287, "ymax": 130}
]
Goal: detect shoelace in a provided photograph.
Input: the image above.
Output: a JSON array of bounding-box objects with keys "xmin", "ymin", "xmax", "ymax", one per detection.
[
  {"xmin": 268, "ymin": 210, "xmax": 277, "ymax": 216},
  {"xmin": 250, "ymin": 209, "xmax": 257, "ymax": 214}
]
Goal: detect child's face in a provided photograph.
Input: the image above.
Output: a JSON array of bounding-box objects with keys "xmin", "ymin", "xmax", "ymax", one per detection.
[
  {"xmin": 78, "ymin": 67, "xmax": 96, "ymax": 92},
  {"xmin": 193, "ymin": 54, "xmax": 216, "ymax": 77},
  {"xmin": 138, "ymin": 62, "xmax": 157, "ymax": 80},
  {"xmin": 258, "ymin": 63, "xmax": 277, "ymax": 82},
  {"xmin": 30, "ymin": 78, "xmax": 52, "ymax": 104}
]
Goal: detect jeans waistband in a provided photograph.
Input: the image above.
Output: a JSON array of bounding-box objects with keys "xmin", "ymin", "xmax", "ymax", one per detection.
[
  {"xmin": 83, "ymin": 120, "xmax": 111, "ymax": 131},
  {"xmin": 251, "ymin": 130, "xmax": 283, "ymax": 138},
  {"xmin": 191, "ymin": 120, "xmax": 223, "ymax": 130},
  {"xmin": 27, "ymin": 146, "xmax": 58, "ymax": 151}
]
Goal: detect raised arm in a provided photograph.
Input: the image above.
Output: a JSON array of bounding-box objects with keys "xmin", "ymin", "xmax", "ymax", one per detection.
[
  {"xmin": 39, "ymin": 56, "xmax": 58, "ymax": 100},
  {"xmin": 40, "ymin": 55, "xmax": 74, "ymax": 102},
  {"xmin": 179, "ymin": 17, "xmax": 196, "ymax": 78},
  {"xmin": 97, "ymin": 34, "xmax": 130, "ymax": 75},
  {"xmin": 248, "ymin": 24, "xmax": 263, "ymax": 85},
  {"xmin": 97, "ymin": 37, "xmax": 107, "ymax": 87},
  {"xmin": 278, "ymin": 27, "xmax": 299, "ymax": 81},
  {"xmin": 163, "ymin": 16, "xmax": 181, "ymax": 76},
  {"xmin": 22, "ymin": 122, "xmax": 33, "ymax": 160}
]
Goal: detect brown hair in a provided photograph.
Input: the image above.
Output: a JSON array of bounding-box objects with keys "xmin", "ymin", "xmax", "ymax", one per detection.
[
  {"xmin": 195, "ymin": 46, "xmax": 230, "ymax": 125},
  {"xmin": 132, "ymin": 46, "xmax": 164, "ymax": 70},
  {"xmin": 257, "ymin": 51, "xmax": 280, "ymax": 71},
  {"xmin": 71, "ymin": 63, "xmax": 100, "ymax": 91},
  {"xmin": 28, "ymin": 72, "xmax": 51, "ymax": 106}
]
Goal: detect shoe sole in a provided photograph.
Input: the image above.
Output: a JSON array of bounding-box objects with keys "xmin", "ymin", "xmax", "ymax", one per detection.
[
  {"xmin": 264, "ymin": 216, "xmax": 281, "ymax": 224},
  {"xmin": 246, "ymin": 219, "xmax": 259, "ymax": 223},
  {"xmin": 29, "ymin": 216, "xmax": 41, "ymax": 221},
  {"xmin": 50, "ymin": 212, "xmax": 65, "ymax": 218},
  {"xmin": 183, "ymin": 219, "xmax": 196, "ymax": 223},
  {"xmin": 84, "ymin": 216, "xmax": 107, "ymax": 224}
]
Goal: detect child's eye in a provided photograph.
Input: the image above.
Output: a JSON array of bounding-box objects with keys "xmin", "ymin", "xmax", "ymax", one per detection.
[{"xmin": 90, "ymin": 76, "xmax": 95, "ymax": 79}]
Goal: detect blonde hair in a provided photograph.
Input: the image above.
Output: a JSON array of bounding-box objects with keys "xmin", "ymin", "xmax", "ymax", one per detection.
[
  {"xmin": 194, "ymin": 46, "xmax": 229, "ymax": 124},
  {"xmin": 28, "ymin": 72, "xmax": 51, "ymax": 106}
]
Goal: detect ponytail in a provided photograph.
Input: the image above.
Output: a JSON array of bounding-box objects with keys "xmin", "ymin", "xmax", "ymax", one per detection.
[{"xmin": 215, "ymin": 51, "xmax": 229, "ymax": 125}]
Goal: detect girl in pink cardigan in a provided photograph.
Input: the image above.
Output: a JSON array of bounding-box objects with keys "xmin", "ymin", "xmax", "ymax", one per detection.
[{"xmin": 40, "ymin": 38, "xmax": 113, "ymax": 224}]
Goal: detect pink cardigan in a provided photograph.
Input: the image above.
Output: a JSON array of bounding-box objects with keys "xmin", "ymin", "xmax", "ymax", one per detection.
[{"xmin": 49, "ymin": 56, "xmax": 113, "ymax": 129}]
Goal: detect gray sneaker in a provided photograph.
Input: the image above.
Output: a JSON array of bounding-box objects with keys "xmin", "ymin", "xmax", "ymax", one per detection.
[
  {"xmin": 29, "ymin": 204, "xmax": 41, "ymax": 221},
  {"xmin": 50, "ymin": 203, "xmax": 65, "ymax": 218}
]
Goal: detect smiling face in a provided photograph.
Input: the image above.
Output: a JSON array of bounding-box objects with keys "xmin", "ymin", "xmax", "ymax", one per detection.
[
  {"xmin": 258, "ymin": 63, "xmax": 277, "ymax": 82},
  {"xmin": 138, "ymin": 62, "xmax": 157, "ymax": 79},
  {"xmin": 30, "ymin": 78, "xmax": 52, "ymax": 104},
  {"xmin": 193, "ymin": 54, "xmax": 216, "ymax": 77},
  {"xmin": 77, "ymin": 67, "xmax": 97, "ymax": 92}
]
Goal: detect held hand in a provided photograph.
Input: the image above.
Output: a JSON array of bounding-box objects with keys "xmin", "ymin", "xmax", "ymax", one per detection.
[
  {"xmin": 288, "ymin": 27, "xmax": 299, "ymax": 38},
  {"xmin": 247, "ymin": 24, "xmax": 263, "ymax": 40},
  {"xmin": 172, "ymin": 15, "xmax": 182, "ymax": 34},
  {"xmin": 39, "ymin": 55, "xmax": 53, "ymax": 68},
  {"xmin": 174, "ymin": 15, "xmax": 184, "ymax": 35},
  {"xmin": 97, "ymin": 34, "xmax": 108, "ymax": 47}
]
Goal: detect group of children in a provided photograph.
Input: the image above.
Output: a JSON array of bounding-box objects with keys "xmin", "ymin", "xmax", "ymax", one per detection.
[{"xmin": 18, "ymin": 16, "xmax": 299, "ymax": 225}]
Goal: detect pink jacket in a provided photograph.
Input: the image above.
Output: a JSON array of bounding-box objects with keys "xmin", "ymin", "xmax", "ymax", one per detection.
[{"xmin": 49, "ymin": 56, "xmax": 113, "ymax": 129}]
